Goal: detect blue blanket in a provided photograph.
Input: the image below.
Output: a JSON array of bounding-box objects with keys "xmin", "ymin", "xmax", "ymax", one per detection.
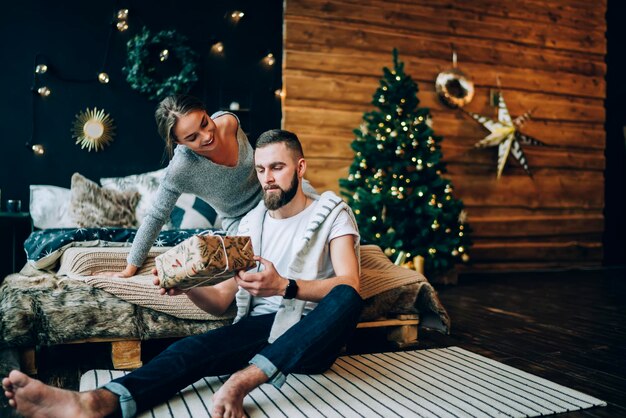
[{"xmin": 25, "ymin": 228, "xmax": 210, "ymax": 269}]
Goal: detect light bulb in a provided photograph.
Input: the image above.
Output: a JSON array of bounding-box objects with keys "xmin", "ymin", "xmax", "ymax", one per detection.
[
  {"xmin": 265, "ymin": 53, "xmax": 275, "ymax": 66},
  {"xmin": 37, "ymin": 86, "xmax": 51, "ymax": 97},
  {"xmin": 98, "ymin": 72, "xmax": 110, "ymax": 84},
  {"xmin": 274, "ymin": 88, "xmax": 284, "ymax": 98},
  {"xmin": 31, "ymin": 144, "xmax": 45, "ymax": 155},
  {"xmin": 116, "ymin": 21, "xmax": 129, "ymax": 32},
  {"xmin": 230, "ymin": 10, "xmax": 245, "ymax": 22},
  {"xmin": 159, "ymin": 49, "xmax": 169, "ymax": 61},
  {"xmin": 117, "ymin": 9, "xmax": 129, "ymax": 20},
  {"xmin": 35, "ymin": 64, "xmax": 48, "ymax": 74},
  {"xmin": 211, "ymin": 41, "xmax": 224, "ymax": 54}
]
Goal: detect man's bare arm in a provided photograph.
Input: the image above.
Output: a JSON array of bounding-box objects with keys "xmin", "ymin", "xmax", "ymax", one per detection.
[
  {"xmin": 235, "ymin": 234, "xmax": 360, "ymax": 301},
  {"xmin": 154, "ymin": 275, "xmax": 239, "ymax": 315}
]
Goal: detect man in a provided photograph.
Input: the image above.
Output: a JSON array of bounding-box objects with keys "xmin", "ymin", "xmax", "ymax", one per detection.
[{"xmin": 3, "ymin": 129, "xmax": 363, "ymax": 418}]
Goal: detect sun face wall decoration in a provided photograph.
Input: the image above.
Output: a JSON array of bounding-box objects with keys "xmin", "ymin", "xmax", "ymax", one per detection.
[{"xmin": 72, "ymin": 107, "xmax": 116, "ymax": 152}]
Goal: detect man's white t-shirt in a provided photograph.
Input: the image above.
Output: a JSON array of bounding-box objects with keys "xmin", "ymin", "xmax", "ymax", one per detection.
[{"xmin": 250, "ymin": 200, "xmax": 358, "ymax": 316}]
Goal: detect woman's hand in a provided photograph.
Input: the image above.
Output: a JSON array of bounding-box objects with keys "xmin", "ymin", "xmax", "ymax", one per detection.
[{"xmin": 100, "ymin": 264, "xmax": 138, "ymax": 278}]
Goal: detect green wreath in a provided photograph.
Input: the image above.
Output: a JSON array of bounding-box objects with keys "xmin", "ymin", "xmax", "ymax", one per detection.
[{"xmin": 123, "ymin": 27, "xmax": 198, "ymax": 101}]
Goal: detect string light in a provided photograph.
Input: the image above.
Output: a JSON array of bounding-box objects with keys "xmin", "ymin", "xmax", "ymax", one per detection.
[
  {"xmin": 159, "ymin": 49, "xmax": 169, "ymax": 61},
  {"xmin": 98, "ymin": 72, "xmax": 110, "ymax": 84},
  {"xmin": 37, "ymin": 86, "xmax": 51, "ymax": 97},
  {"xmin": 117, "ymin": 9, "xmax": 129, "ymax": 20},
  {"xmin": 211, "ymin": 41, "xmax": 224, "ymax": 54},
  {"xmin": 230, "ymin": 10, "xmax": 245, "ymax": 23},
  {"xmin": 264, "ymin": 52, "xmax": 276, "ymax": 66},
  {"xmin": 116, "ymin": 20, "xmax": 129, "ymax": 32},
  {"xmin": 274, "ymin": 88, "xmax": 285, "ymax": 98},
  {"xmin": 35, "ymin": 64, "xmax": 47, "ymax": 74},
  {"xmin": 31, "ymin": 144, "xmax": 45, "ymax": 155}
]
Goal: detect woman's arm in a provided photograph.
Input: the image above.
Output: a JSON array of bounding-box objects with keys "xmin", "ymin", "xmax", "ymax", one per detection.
[{"xmin": 104, "ymin": 180, "xmax": 181, "ymax": 278}]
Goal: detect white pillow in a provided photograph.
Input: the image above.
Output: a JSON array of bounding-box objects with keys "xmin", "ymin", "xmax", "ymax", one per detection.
[
  {"xmin": 29, "ymin": 185, "xmax": 78, "ymax": 229},
  {"xmin": 101, "ymin": 170, "xmax": 221, "ymax": 230}
]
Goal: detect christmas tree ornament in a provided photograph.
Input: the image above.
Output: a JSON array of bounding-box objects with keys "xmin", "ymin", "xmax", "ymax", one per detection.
[
  {"xmin": 466, "ymin": 86, "xmax": 546, "ymax": 179},
  {"xmin": 435, "ymin": 51, "xmax": 475, "ymax": 108}
]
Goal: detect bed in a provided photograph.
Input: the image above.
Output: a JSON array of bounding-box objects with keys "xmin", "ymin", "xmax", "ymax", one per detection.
[{"xmin": 0, "ymin": 170, "xmax": 450, "ymax": 377}]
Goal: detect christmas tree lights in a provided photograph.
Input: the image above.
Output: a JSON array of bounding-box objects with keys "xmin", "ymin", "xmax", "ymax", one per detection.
[{"xmin": 340, "ymin": 49, "xmax": 472, "ymax": 276}]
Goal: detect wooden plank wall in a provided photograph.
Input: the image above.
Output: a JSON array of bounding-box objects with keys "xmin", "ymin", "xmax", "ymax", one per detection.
[{"xmin": 282, "ymin": 0, "xmax": 607, "ymax": 272}]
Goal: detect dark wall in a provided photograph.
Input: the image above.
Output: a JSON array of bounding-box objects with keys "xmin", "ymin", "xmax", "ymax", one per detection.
[
  {"xmin": 605, "ymin": 0, "xmax": 626, "ymax": 265},
  {"xmin": 0, "ymin": 0, "xmax": 282, "ymax": 210}
]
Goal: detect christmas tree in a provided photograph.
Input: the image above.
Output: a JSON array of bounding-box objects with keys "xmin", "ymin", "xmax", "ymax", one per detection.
[{"xmin": 339, "ymin": 49, "xmax": 471, "ymax": 276}]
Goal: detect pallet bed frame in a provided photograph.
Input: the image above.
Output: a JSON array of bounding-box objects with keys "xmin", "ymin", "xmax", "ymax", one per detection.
[{"xmin": 19, "ymin": 314, "xmax": 419, "ymax": 375}]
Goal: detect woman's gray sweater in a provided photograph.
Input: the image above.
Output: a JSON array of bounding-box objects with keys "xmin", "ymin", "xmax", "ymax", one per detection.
[{"xmin": 127, "ymin": 111, "xmax": 262, "ymax": 267}]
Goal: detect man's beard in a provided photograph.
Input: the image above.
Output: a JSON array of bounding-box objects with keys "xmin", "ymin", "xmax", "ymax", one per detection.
[{"xmin": 263, "ymin": 171, "xmax": 299, "ymax": 210}]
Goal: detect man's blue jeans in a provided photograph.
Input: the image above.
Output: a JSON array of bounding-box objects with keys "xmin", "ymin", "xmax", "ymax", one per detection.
[{"xmin": 104, "ymin": 285, "xmax": 364, "ymax": 417}]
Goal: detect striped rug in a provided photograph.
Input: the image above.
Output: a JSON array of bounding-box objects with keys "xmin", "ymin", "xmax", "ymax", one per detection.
[{"xmin": 80, "ymin": 346, "xmax": 605, "ymax": 417}]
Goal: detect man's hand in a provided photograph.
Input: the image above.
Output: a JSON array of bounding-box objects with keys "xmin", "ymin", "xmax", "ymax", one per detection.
[
  {"xmin": 235, "ymin": 256, "xmax": 288, "ymax": 297},
  {"xmin": 152, "ymin": 268, "xmax": 187, "ymax": 296}
]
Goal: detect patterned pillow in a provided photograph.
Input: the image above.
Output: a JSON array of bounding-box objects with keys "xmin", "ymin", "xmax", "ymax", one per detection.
[
  {"xmin": 100, "ymin": 170, "xmax": 221, "ymax": 230},
  {"xmin": 169, "ymin": 193, "xmax": 219, "ymax": 229},
  {"xmin": 69, "ymin": 173, "xmax": 140, "ymax": 228},
  {"xmin": 100, "ymin": 169, "xmax": 164, "ymax": 225}
]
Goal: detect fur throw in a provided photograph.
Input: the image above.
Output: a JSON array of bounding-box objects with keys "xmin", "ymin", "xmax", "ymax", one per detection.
[{"xmin": 0, "ymin": 272, "xmax": 233, "ymax": 350}]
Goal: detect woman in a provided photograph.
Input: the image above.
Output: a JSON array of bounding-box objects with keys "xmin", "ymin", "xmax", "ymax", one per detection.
[{"xmin": 113, "ymin": 94, "xmax": 262, "ymax": 277}]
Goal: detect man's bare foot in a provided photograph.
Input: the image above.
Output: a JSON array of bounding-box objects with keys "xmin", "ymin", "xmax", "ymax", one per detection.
[
  {"xmin": 2, "ymin": 370, "xmax": 118, "ymax": 418},
  {"xmin": 211, "ymin": 380, "xmax": 247, "ymax": 418},
  {"xmin": 211, "ymin": 365, "xmax": 268, "ymax": 418}
]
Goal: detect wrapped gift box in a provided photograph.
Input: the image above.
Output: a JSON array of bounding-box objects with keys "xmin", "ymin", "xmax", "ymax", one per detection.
[{"xmin": 155, "ymin": 234, "xmax": 255, "ymax": 290}]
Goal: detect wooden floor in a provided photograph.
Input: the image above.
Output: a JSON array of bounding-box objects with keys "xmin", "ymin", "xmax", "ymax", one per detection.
[
  {"xmin": 2, "ymin": 268, "xmax": 625, "ymax": 417},
  {"xmin": 351, "ymin": 267, "xmax": 626, "ymax": 417}
]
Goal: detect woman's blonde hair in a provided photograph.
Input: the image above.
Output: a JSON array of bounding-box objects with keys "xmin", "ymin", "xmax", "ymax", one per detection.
[{"xmin": 155, "ymin": 94, "xmax": 205, "ymax": 159}]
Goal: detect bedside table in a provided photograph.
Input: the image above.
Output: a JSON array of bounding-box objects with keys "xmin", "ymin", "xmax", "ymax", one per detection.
[{"xmin": 0, "ymin": 212, "xmax": 33, "ymax": 278}]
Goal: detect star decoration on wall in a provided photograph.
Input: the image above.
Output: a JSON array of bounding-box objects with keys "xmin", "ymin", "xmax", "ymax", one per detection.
[{"xmin": 466, "ymin": 91, "xmax": 545, "ymax": 179}]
